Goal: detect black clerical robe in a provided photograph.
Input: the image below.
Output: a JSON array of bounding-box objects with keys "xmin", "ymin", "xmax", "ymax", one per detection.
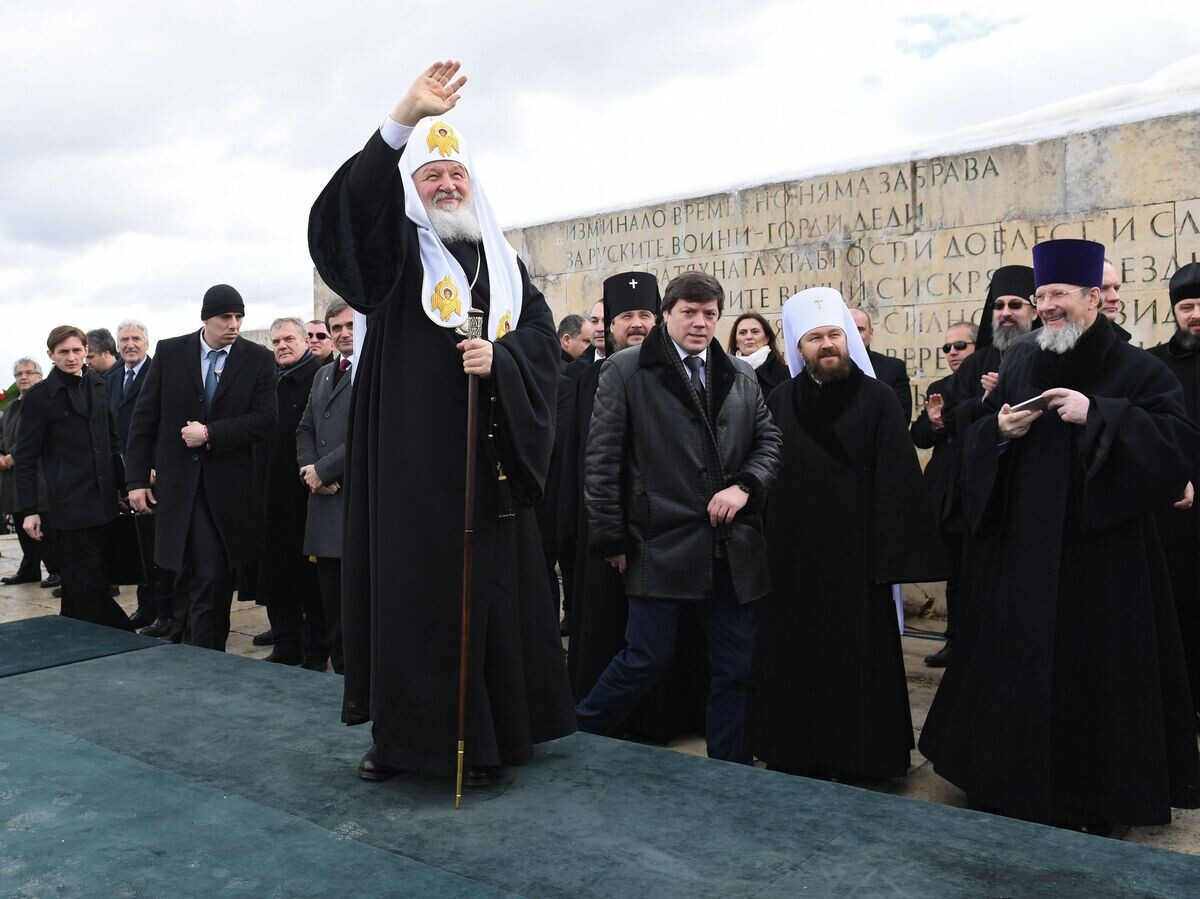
[
  {"xmin": 756, "ymin": 367, "xmax": 945, "ymax": 777},
  {"xmin": 921, "ymin": 315, "xmax": 1200, "ymax": 825},
  {"xmin": 1149, "ymin": 332, "xmax": 1200, "ymax": 713},
  {"xmin": 559, "ymin": 356, "xmax": 706, "ymax": 741},
  {"xmin": 308, "ymin": 129, "xmax": 575, "ymax": 776}
]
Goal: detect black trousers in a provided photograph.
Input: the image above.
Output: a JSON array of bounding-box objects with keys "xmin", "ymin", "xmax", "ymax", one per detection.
[
  {"xmin": 267, "ymin": 587, "xmax": 327, "ymax": 663},
  {"xmin": 15, "ymin": 511, "xmax": 58, "ymax": 579},
  {"xmin": 52, "ymin": 524, "xmax": 132, "ymax": 631},
  {"xmin": 175, "ymin": 491, "xmax": 234, "ymax": 651},
  {"xmin": 137, "ymin": 569, "xmax": 175, "ymax": 619},
  {"xmin": 316, "ymin": 557, "xmax": 344, "ymax": 674},
  {"xmin": 576, "ymin": 560, "xmax": 756, "ymax": 763}
]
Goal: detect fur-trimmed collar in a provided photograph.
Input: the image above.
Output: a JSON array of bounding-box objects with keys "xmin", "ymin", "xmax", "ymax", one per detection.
[{"xmin": 638, "ymin": 325, "xmax": 737, "ymax": 418}]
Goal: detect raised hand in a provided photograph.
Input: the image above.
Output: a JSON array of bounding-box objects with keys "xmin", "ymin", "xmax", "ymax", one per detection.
[
  {"xmin": 391, "ymin": 60, "xmax": 468, "ymax": 126},
  {"xmin": 926, "ymin": 393, "xmax": 945, "ymax": 429}
]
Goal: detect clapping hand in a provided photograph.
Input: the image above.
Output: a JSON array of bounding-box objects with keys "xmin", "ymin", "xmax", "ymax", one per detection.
[
  {"xmin": 926, "ymin": 393, "xmax": 945, "ymax": 429},
  {"xmin": 981, "ymin": 371, "xmax": 999, "ymax": 397},
  {"xmin": 391, "ymin": 61, "xmax": 468, "ymax": 127}
]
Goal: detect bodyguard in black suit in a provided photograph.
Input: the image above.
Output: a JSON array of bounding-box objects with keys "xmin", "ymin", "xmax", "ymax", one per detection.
[
  {"xmin": 849, "ymin": 308, "xmax": 912, "ymax": 420},
  {"xmin": 15, "ymin": 326, "xmax": 131, "ymax": 630},
  {"xmin": 126, "ymin": 285, "xmax": 277, "ymax": 651}
]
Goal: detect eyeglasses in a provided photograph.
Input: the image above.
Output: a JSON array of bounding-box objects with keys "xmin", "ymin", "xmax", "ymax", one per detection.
[
  {"xmin": 993, "ymin": 299, "xmax": 1032, "ymax": 311},
  {"xmin": 1031, "ymin": 287, "xmax": 1088, "ymax": 306},
  {"xmin": 941, "ymin": 340, "xmax": 974, "ymax": 354},
  {"xmin": 307, "ymin": 331, "xmax": 329, "ymax": 341}
]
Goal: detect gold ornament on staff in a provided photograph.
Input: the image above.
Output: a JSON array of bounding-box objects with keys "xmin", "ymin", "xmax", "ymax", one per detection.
[{"xmin": 455, "ymin": 306, "xmax": 486, "ymax": 809}]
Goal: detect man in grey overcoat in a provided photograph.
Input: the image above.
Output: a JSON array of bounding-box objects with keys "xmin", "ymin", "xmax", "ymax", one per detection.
[{"xmin": 297, "ymin": 299, "xmax": 354, "ymax": 674}]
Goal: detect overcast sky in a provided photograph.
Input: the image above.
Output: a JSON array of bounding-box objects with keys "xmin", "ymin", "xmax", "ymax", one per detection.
[{"xmin": 1, "ymin": 0, "xmax": 1197, "ymax": 376}]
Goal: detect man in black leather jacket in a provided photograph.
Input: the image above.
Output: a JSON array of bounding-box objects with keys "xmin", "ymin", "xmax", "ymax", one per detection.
[{"xmin": 575, "ymin": 271, "xmax": 782, "ymax": 763}]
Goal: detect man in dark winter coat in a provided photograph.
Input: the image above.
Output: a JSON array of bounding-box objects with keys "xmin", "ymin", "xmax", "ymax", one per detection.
[
  {"xmin": 16, "ymin": 327, "xmax": 130, "ymax": 630},
  {"xmin": 255, "ymin": 317, "xmax": 325, "ymax": 667},
  {"xmin": 297, "ymin": 300, "xmax": 355, "ymax": 675},
  {"xmin": 126, "ymin": 285, "xmax": 277, "ymax": 650},
  {"xmin": 576, "ymin": 271, "xmax": 782, "ymax": 764}
]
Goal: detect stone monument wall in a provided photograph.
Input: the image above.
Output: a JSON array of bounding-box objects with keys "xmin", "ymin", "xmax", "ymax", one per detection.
[{"xmin": 505, "ymin": 112, "xmax": 1200, "ymax": 414}]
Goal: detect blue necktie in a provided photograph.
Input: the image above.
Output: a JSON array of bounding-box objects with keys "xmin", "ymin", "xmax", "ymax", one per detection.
[
  {"xmin": 204, "ymin": 349, "xmax": 222, "ymax": 407},
  {"xmin": 122, "ymin": 368, "xmax": 136, "ymax": 399},
  {"xmin": 684, "ymin": 355, "xmax": 706, "ymax": 400}
]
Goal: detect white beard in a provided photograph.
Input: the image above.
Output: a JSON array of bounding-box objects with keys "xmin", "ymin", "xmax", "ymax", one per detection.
[
  {"xmin": 1036, "ymin": 319, "xmax": 1086, "ymax": 354},
  {"xmin": 427, "ymin": 198, "xmax": 482, "ymax": 244}
]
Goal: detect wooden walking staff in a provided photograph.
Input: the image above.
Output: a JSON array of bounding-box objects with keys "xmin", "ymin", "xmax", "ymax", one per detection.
[{"xmin": 455, "ymin": 307, "xmax": 486, "ymax": 809}]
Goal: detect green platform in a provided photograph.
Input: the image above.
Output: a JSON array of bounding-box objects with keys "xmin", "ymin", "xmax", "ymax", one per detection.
[
  {"xmin": 1, "ymin": 617, "xmax": 1198, "ymax": 897},
  {"xmin": 0, "ymin": 615, "xmax": 159, "ymax": 678}
]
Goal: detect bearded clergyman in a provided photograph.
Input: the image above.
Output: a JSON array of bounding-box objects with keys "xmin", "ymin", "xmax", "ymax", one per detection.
[
  {"xmin": 308, "ymin": 61, "xmax": 574, "ymax": 785},
  {"xmin": 754, "ymin": 288, "xmax": 945, "ymax": 780},
  {"xmin": 921, "ymin": 238, "xmax": 1200, "ymax": 834}
]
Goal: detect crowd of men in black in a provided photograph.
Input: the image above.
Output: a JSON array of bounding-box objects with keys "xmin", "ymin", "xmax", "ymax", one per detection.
[
  {"xmin": 0, "ymin": 296, "xmax": 356, "ymax": 670},
  {"xmin": 3, "ymin": 242, "xmax": 1200, "ymax": 835}
]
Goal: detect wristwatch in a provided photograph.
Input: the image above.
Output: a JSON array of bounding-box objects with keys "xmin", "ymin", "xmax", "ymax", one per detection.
[{"xmin": 736, "ymin": 482, "xmax": 752, "ymax": 495}]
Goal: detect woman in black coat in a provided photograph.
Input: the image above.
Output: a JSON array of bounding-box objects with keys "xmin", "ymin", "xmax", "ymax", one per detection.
[{"xmin": 727, "ymin": 312, "xmax": 789, "ymax": 399}]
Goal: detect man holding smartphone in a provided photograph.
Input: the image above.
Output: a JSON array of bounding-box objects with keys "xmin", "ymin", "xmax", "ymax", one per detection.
[{"xmin": 921, "ymin": 238, "xmax": 1200, "ymax": 835}]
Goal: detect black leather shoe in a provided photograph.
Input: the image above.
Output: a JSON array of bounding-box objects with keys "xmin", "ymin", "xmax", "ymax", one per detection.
[
  {"xmin": 140, "ymin": 617, "xmax": 177, "ymax": 638},
  {"xmin": 924, "ymin": 642, "xmax": 951, "ymax": 668},
  {"xmin": 463, "ymin": 765, "xmax": 505, "ymax": 788},
  {"xmin": 251, "ymin": 628, "xmax": 274, "ymax": 646},
  {"xmin": 52, "ymin": 587, "xmax": 63, "ymax": 598},
  {"xmin": 1, "ymin": 574, "xmax": 40, "ymax": 585},
  {"xmin": 128, "ymin": 607, "xmax": 156, "ymax": 629},
  {"xmin": 264, "ymin": 651, "xmax": 303, "ymax": 666},
  {"xmin": 301, "ymin": 658, "xmax": 328, "ymax": 672},
  {"xmin": 358, "ymin": 744, "xmax": 400, "ymax": 781},
  {"xmin": 40, "ymin": 574, "xmax": 61, "ymax": 588}
]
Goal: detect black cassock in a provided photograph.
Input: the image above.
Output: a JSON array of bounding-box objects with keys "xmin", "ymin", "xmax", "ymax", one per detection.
[
  {"xmin": 757, "ymin": 368, "xmax": 945, "ymax": 777},
  {"xmin": 308, "ymin": 129, "xmax": 575, "ymax": 776},
  {"xmin": 1149, "ymin": 332, "xmax": 1200, "ymax": 714},
  {"xmin": 559, "ymin": 359, "xmax": 707, "ymax": 742},
  {"xmin": 921, "ymin": 315, "xmax": 1200, "ymax": 825}
]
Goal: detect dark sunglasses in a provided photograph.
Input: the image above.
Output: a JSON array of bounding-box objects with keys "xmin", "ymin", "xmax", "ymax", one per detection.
[
  {"xmin": 307, "ymin": 331, "xmax": 329, "ymax": 341},
  {"xmin": 992, "ymin": 299, "xmax": 1031, "ymax": 311},
  {"xmin": 941, "ymin": 340, "xmax": 974, "ymax": 353}
]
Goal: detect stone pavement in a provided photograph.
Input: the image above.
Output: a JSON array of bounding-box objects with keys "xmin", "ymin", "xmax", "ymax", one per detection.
[{"xmin": 2, "ymin": 532, "xmax": 1197, "ymax": 857}]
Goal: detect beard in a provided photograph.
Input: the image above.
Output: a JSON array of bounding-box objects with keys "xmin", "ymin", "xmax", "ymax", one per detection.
[
  {"xmin": 426, "ymin": 195, "xmax": 482, "ymax": 244},
  {"xmin": 1176, "ymin": 327, "xmax": 1200, "ymax": 351},
  {"xmin": 1036, "ymin": 319, "xmax": 1086, "ymax": 354},
  {"xmin": 990, "ymin": 318, "xmax": 1031, "ymax": 352},
  {"xmin": 804, "ymin": 348, "xmax": 852, "ymax": 382}
]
